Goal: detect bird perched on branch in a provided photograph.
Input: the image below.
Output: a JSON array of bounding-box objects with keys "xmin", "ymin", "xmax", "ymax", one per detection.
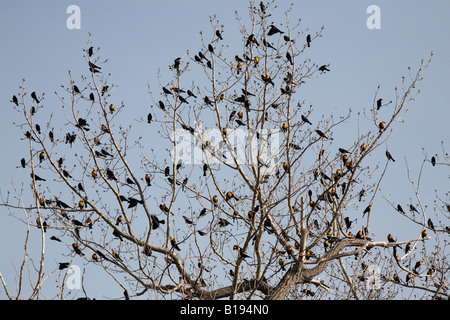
[
  {"xmin": 233, "ymin": 245, "xmax": 250, "ymax": 259},
  {"xmin": 170, "ymin": 237, "xmax": 181, "ymax": 251},
  {"xmin": 306, "ymin": 34, "xmax": 311, "ymax": 47},
  {"xmin": 363, "ymin": 205, "xmax": 372, "ymax": 216},
  {"xmin": 72, "ymin": 243, "xmax": 84, "ymax": 256},
  {"xmin": 377, "ymin": 98, "xmax": 383, "ymax": 110},
  {"xmin": 246, "ymin": 34, "xmax": 259, "ymax": 47},
  {"xmin": 261, "ymin": 73, "xmax": 274, "ymax": 86},
  {"xmin": 301, "ymin": 115, "xmax": 312, "ymax": 125},
  {"xmin": 316, "ymin": 130, "xmax": 329, "ymax": 139},
  {"xmin": 386, "ymin": 150, "xmax": 395, "ymax": 162}
]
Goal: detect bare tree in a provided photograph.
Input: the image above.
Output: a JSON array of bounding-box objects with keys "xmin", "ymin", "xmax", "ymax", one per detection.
[{"xmin": 1, "ymin": 1, "xmax": 448, "ymax": 300}]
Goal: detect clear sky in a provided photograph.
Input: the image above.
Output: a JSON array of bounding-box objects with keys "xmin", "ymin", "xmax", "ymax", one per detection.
[{"xmin": 0, "ymin": 1, "xmax": 449, "ymax": 299}]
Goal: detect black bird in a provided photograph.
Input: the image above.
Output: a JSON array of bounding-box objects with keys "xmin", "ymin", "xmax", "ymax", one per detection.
[
  {"xmin": 78, "ymin": 183, "xmax": 85, "ymax": 192},
  {"xmin": 338, "ymin": 148, "xmax": 350, "ymax": 154},
  {"xmin": 198, "ymin": 51, "xmax": 207, "ymax": 61},
  {"xmin": 218, "ymin": 218, "xmax": 232, "ymax": 227},
  {"xmin": 259, "ymin": 1, "xmax": 266, "ymax": 14},
  {"xmin": 431, "ymin": 156, "xmax": 436, "ymax": 167},
  {"xmin": 283, "ymin": 35, "xmax": 294, "ymax": 42},
  {"xmin": 12, "ymin": 95, "xmax": 19, "ymax": 106},
  {"xmin": 301, "ymin": 115, "xmax": 312, "ymax": 125},
  {"xmin": 397, "ymin": 204, "xmax": 405, "ymax": 214},
  {"xmin": 202, "ymin": 163, "xmax": 208, "ymax": 176},
  {"xmin": 241, "ymin": 89, "xmax": 255, "ymax": 97},
  {"xmin": 24, "ymin": 131, "xmax": 34, "ymax": 141},
  {"xmin": 268, "ymin": 25, "xmax": 284, "ymax": 36},
  {"xmin": 344, "ymin": 217, "xmax": 353, "ymax": 230},
  {"xmin": 73, "ymin": 85, "xmax": 80, "ymax": 94},
  {"xmin": 187, "ymin": 90, "xmax": 197, "ymax": 98},
  {"xmin": 234, "ymin": 95, "xmax": 247, "ymax": 103},
  {"xmin": 198, "ymin": 230, "xmax": 206, "ymax": 236},
  {"xmin": 204, "ymin": 96, "xmax": 213, "ymax": 105},
  {"xmin": 410, "ymin": 204, "xmax": 419, "ymax": 213},
  {"xmin": 183, "ymin": 216, "xmax": 193, "ymax": 225},
  {"xmin": 31, "ymin": 173, "xmax": 46, "ymax": 181},
  {"xmin": 48, "ymin": 130, "xmax": 54, "ymax": 142},
  {"xmin": 88, "ymin": 61, "xmax": 101, "ymax": 73},
  {"xmin": 163, "ymin": 87, "xmax": 172, "ymax": 95},
  {"xmin": 236, "ymin": 119, "xmax": 245, "ymax": 126},
  {"xmin": 88, "ymin": 46, "xmax": 93, "ymax": 57},
  {"xmin": 21, "ymin": 158, "xmax": 26, "ymax": 168},
  {"xmin": 319, "ymin": 65, "xmax": 330, "ymax": 73},
  {"xmin": 55, "ymin": 198, "xmax": 70, "ymax": 209},
  {"xmin": 199, "ymin": 208, "xmax": 207, "ymax": 217},
  {"xmin": 316, "ymin": 130, "xmax": 329, "ymax": 139},
  {"xmin": 179, "ymin": 96, "xmax": 188, "ymax": 104},
  {"xmin": 262, "ymin": 38, "xmax": 275, "ymax": 50},
  {"xmin": 113, "ymin": 229, "xmax": 123, "ymax": 241},
  {"xmin": 63, "ymin": 170, "xmax": 72, "ymax": 179},
  {"xmin": 101, "ymin": 149, "xmax": 113, "ymax": 157},
  {"xmin": 59, "ymin": 262, "xmax": 70, "ymax": 270},
  {"xmin": 164, "ymin": 166, "xmax": 170, "ymax": 176},
  {"xmin": 51, "ymin": 236, "xmax": 62, "ymax": 242},
  {"xmin": 106, "ymin": 168, "xmax": 117, "ymax": 181},
  {"xmin": 216, "ymin": 30, "xmax": 223, "ymax": 40},
  {"xmin": 158, "ymin": 101, "xmax": 165, "ymax": 110},
  {"xmin": 147, "ymin": 113, "xmax": 152, "ymax": 123},
  {"xmin": 150, "ymin": 214, "xmax": 165, "ymax": 229},
  {"xmin": 306, "ymin": 34, "xmax": 311, "ymax": 47},
  {"xmin": 31, "ymin": 92, "xmax": 40, "ymax": 104},
  {"xmin": 101, "ymin": 85, "xmax": 109, "ymax": 96},
  {"xmin": 427, "ymin": 218, "xmax": 435, "ymax": 231},
  {"xmin": 208, "ymin": 44, "xmax": 214, "ymax": 53},
  {"xmin": 286, "ymin": 52, "xmax": 293, "ymax": 65},
  {"xmin": 76, "ymin": 118, "xmax": 89, "ymax": 131},
  {"xmin": 173, "ymin": 57, "xmax": 181, "ymax": 70},
  {"xmin": 377, "ymin": 98, "xmax": 382, "ymax": 110},
  {"xmin": 72, "ymin": 219, "xmax": 83, "ymax": 227},
  {"xmin": 89, "ymin": 93, "xmax": 95, "ymax": 101},
  {"xmin": 386, "ymin": 150, "xmax": 395, "ymax": 162},
  {"xmin": 127, "ymin": 197, "xmax": 143, "ymax": 208},
  {"xmin": 229, "ymin": 110, "xmax": 236, "ymax": 122}
]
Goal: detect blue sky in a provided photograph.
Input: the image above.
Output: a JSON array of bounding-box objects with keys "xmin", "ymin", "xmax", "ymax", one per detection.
[{"xmin": 0, "ymin": 1, "xmax": 449, "ymax": 299}]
